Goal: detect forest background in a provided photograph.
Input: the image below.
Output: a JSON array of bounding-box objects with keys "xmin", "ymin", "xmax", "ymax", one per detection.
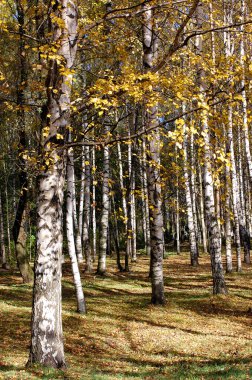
[{"xmin": 0, "ymin": 0, "xmax": 252, "ymax": 379}]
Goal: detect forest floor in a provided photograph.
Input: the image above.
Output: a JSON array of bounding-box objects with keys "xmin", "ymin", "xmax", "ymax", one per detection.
[{"xmin": 0, "ymin": 247, "xmax": 251, "ymax": 380}]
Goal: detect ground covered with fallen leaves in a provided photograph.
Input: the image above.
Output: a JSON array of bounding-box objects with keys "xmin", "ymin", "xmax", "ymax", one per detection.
[{"xmin": 0, "ymin": 249, "xmax": 251, "ymax": 379}]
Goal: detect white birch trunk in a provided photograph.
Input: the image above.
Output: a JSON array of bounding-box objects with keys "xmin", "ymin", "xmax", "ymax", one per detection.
[
  {"xmin": 140, "ymin": 157, "xmax": 147, "ymax": 247},
  {"xmin": 196, "ymin": 4, "xmax": 227, "ymax": 294},
  {"xmin": 97, "ymin": 130, "xmax": 110, "ymax": 275},
  {"xmin": 78, "ymin": 147, "xmax": 85, "ymax": 239},
  {"xmin": 127, "ymin": 135, "xmax": 133, "ymax": 261},
  {"xmin": 143, "ymin": 4, "xmax": 165, "ymax": 304},
  {"xmin": 131, "ymin": 169, "xmax": 137, "ymax": 261},
  {"xmin": 28, "ymin": 0, "xmax": 78, "ymax": 368},
  {"xmin": 142, "ymin": 138, "xmax": 151, "ymax": 255},
  {"xmin": 72, "ymin": 161, "xmax": 83, "ymax": 263},
  {"xmin": 182, "ymin": 105, "xmax": 198, "ymax": 266},
  {"xmin": 223, "ymin": 7, "xmax": 242, "ymax": 272},
  {"xmin": 238, "ymin": 125, "xmax": 250, "ymax": 263},
  {"xmin": 202, "ymin": 113, "xmax": 227, "ymax": 294},
  {"xmin": 176, "ymin": 186, "xmax": 180, "ymax": 255},
  {"xmin": 66, "ymin": 151, "xmax": 86, "ymax": 313},
  {"xmin": 198, "ymin": 164, "xmax": 208, "ymax": 253},
  {"xmin": 190, "ymin": 132, "xmax": 199, "ymax": 244},
  {"xmin": 128, "ymin": 131, "xmax": 137, "ymax": 262},
  {"xmin": 240, "ymin": 0, "xmax": 252, "ymax": 181},
  {"xmin": 117, "ymin": 141, "xmax": 127, "ymax": 219},
  {"xmin": 83, "ymin": 146, "xmax": 92, "ymax": 271},
  {"xmin": 227, "ymin": 106, "xmax": 242, "ymax": 272},
  {"xmin": 92, "ymin": 146, "xmax": 97, "ymax": 259},
  {"xmin": 224, "ymin": 132, "xmax": 232, "ymax": 272}
]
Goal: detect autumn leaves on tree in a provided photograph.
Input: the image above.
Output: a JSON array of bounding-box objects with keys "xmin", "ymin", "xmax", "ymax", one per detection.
[{"xmin": 0, "ymin": 0, "xmax": 252, "ymax": 370}]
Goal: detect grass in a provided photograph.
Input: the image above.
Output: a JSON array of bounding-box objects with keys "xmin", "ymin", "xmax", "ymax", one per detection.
[{"xmin": 0, "ymin": 249, "xmax": 251, "ymax": 379}]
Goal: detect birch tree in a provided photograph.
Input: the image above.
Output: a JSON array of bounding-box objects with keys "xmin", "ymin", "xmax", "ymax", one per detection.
[
  {"xmin": 196, "ymin": 4, "xmax": 227, "ymax": 294},
  {"xmin": 142, "ymin": 3, "xmax": 165, "ymax": 305},
  {"xmin": 28, "ymin": 0, "xmax": 78, "ymax": 368},
  {"xmin": 66, "ymin": 146, "xmax": 86, "ymax": 313}
]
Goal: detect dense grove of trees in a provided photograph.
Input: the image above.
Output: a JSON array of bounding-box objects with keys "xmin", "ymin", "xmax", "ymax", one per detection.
[{"xmin": 0, "ymin": 0, "xmax": 252, "ymax": 369}]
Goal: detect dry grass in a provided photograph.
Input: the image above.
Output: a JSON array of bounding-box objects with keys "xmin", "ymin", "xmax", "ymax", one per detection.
[{"xmin": 0, "ymin": 249, "xmax": 251, "ymax": 379}]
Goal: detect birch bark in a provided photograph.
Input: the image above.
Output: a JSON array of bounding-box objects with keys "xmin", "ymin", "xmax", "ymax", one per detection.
[
  {"xmin": 28, "ymin": 0, "xmax": 78, "ymax": 367},
  {"xmin": 142, "ymin": 138, "xmax": 151, "ymax": 255},
  {"xmin": 66, "ymin": 150, "xmax": 86, "ymax": 313},
  {"xmin": 196, "ymin": 4, "xmax": 227, "ymax": 294},
  {"xmin": 97, "ymin": 128, "xmax": 110, "ymax": 275},
  {"xmin": 83, "ymin": 146, "xmax": 92, "ymax": 272},
  {"xmin": 182, "ymin": 109, "xmax": 198, "ymax": 266},
  {"xmin": 143, "ymin": 4, "xmax": 165, "ymax": 304},
  {"xmin": 91, "ymin": 146, "xmax": 97, "ymax": 259}
]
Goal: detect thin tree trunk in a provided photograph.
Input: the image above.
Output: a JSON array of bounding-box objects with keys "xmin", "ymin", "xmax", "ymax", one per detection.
[
  {"xmin": 190, "ymin": 132, "xmax": 199, "ymax": 245},
  {"xmin": 142, "ymin": 138, "xmax": 151, "ymax": 255},
  {"xmin": 237, "ymin": 124, "xmax": 250, "ymax": 264},
  {"xmin": 79, "ymin": 147, "xmax": 85, "ymax": 239},
  {"xmin": 198, "ymin": 164, "xmax": 208, "ymax": 253},
  {"xmin": 117, "ymin": 141, "xmax": 127, "ymax": 220},
  {"xmin": 111, "ymin": 195, "xmax": 123, "ymax": 271},
  {"xmin": 196, "ymin": 4, "xmax": 227, "ymax": 294},
  {"xmin": 225, "ymin": 136, "xmax": 232, "ymax": 272},
  {"xmin": 0, "ymin": 193, "xmax": 7, "ymax": 269},
  {"xmin": 3, "ymin": 163, "xmax": 11, "ymax": 263},
  {"xmin": 176, "ymin": 186, "xmax": 180, "ymax": 255},
  {"xmin": 128, "ymin": 122, "xmax": 137, "ymax": 262},
  {"xmin": 83, "ymin": 146, "xmax": 92, "ymax": 272},
  {"xmin": 66, "ymin": 151, "xmax": 86, "ymax": 313},
  {"xmin": 97, "ymin": 128, "xmax": 110, "ymax": 275},
  {"xmin": 131, "ymin": 168, "xmax": 137, "ymax": 261},
  {"xmin": 72, "ymin": 159, "xmax": 83, "ymax": 264},
  {"xmin": 227, "ymin": 107, "xmax": 242, "ymax": 272},
  {"xmin": 91, "ymin": 146, "xmax": 97, "ymax": 260},
  {"xmin": 202, "ymin": 117, "xmax": 227, "ymax": 294},
  {"xmin": 240, "ymin": 0, "xmax": 252, "ymax": 181},
  {"xmin": 182, "ymin": 105, "xmax": 198, "ymax": 266},
  {"xmin": 143, "ymin": 4, "xmax": 165, "ymax": 304},
  {"xmin": 13, "ymin": 0, "xmax": 33, "ymax": 283}
]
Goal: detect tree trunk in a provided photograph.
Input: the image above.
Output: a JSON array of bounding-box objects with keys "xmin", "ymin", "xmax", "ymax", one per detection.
[
  {"xmin": 72, "ymin": 159, "xmax": 83, "ymax": 264},
  {"xmin": 28, "ymin": 0, "xmax": 78, "ymax": 368},
  {"xmin": 225, "ymin": 138, "xmax": 232, "ymax": 273},
  {"xmin": 91, "ymin": 146, "xmax": 97, "ymax": 260},
  {"xmin": 111, "ymin": 196, "xmax": 123, "ymax": 271},
  {"xmin": 175, "ymin": 186, "xmax": 180, "ymax": 255},
  {"xmin": 198, "ymin": 164, "xmax": 208, "ymax": 253},
  {"xmin": 13, "ymin": 0, "xmax": 33, "ymax": 283},
  {"xmin": 128, "ymin": 123, "xmax": 137, "ymax": 262},
  {"xmin": 3, "ymin": 163, "xmax": 11, "ymax": 264},
  {"xmin": 83, "ymin": 146, "xmax": 92, "ymax": 272},
  {"xmin": 97, "ymin": 130, "xmax": 110, "ymax": 275},
  {"xmin": 143, "ymin": 4, "xmax": 165, "ymax": 304},
  {"xmin": 0, "ymin": 193, "xmax": 7, "ymax": 269},
  {"xmin": 79, "ymin": 147, "xmax": 85, "ymax": 240},
  {"xmin": 196, "ymin": 4, "xmax": 227, "ymax": 294},
  {"xmin": 240, "ymin": 0, "xmax": 252, "ymax": 181},
  {"xmin": 142, "ymin": 138, "xmax": 151, "ymax": 255},
  {"xmin": 182, "ymin": 111, "xmax": 199, "ymax": 266},
  {"xmin": 66, "ymin": 150, "xmax": 86, "ymax": 313}
]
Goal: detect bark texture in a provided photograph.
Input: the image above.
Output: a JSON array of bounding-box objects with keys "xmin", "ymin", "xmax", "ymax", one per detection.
[
  {"xmin": 97, "ymin": 131, "xmax": 110, "ymax": 275},
  {"xmin": 66, "ymin": 150, "xmax": 86, "ymax": 313},
  {"xmin": 143, "ymin": 4, "xmax": 165, "ymax": 305},
  {"xmin": 28, "ymin": 0, "xmax": 78, "ymax": 368}
]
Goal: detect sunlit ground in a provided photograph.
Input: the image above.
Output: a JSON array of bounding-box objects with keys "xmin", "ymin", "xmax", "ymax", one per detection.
[{"xmin": 0, "ymin": 247, "xmax": 251, "ymax": 379}]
